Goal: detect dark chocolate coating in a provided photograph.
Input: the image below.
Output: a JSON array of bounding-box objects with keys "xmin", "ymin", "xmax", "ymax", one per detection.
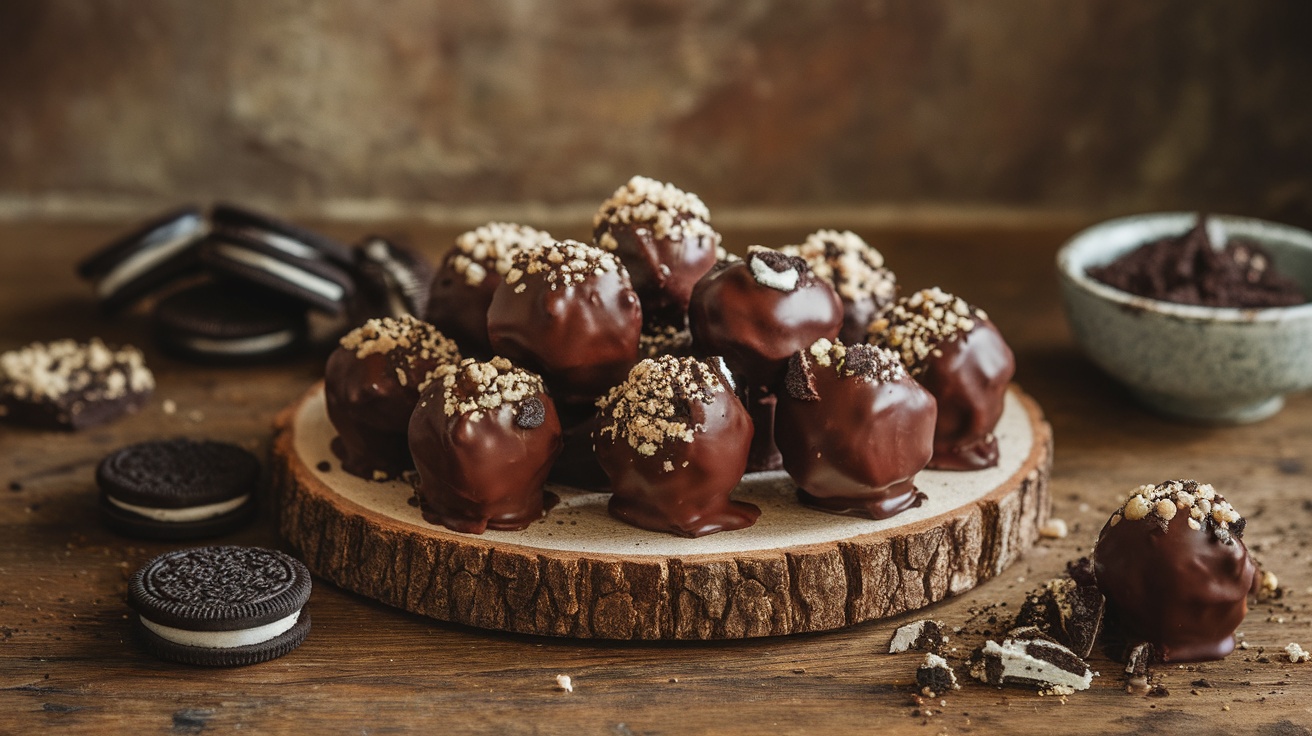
[
  {"xmin": 744, "ymin": 387, "xmax": 783, "ymax": 473},
  {"xmin": 775, "ymin": 362, "xmax": 936, "ymax": 519},
  {"xmin": 594, "ymin": 214, "xmax": 718, "ymax": 327},
  {"xmin": 595, "ymin": 381, "xmax": 757, "ymax": 538},
  {"xmin": 425, "ymin": 252, "xmax": 499, "ymax": 358},
  {"xmin": 839, "ymin": 294, "xmax": 882, "ymax": 346},
  {"xmin": 687, "ymin": 259, "xmax": 843, "ymax": 388},
  {"xmin": 486, "ymin": 264, "xmax": 642, "ymax": 404},
  {"xmin": 547, "ymin": 402, "xmax": 611, "ymax": 491},
  {"xmin": 1094, "ymin": 512, "xmax": 1256, "ymax": 662},
  {"xmin": 916, "ymin": 319, "xmax": 1015, "ymax": 470},
  {"xmin": 408, "ymin": 386, "xmax": 563, "ymax": 534},
  {"xmin": 325, "ymin": 347, "xmax": 441, "ymax": 480}
]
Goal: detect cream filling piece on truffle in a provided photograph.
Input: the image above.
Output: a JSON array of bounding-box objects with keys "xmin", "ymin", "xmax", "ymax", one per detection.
[
  {"xmin": 95, "ymin": 224, "xmax": 206, "ymax": 299},
  {"xmin": 749, "ymin": 255, "xmax": 799, "ymax": 291},
  {"xmin": 180, "ymin": 330, "xmax": 297, "ymax": 356},
  {"xmin": 214, "ymin": 244, "xmax": 345, "ymax": 302},
  {"xmin": 108, "ymin": 493, "xmax": 251, "ymax": 522},
  {"xmin": 140, "ymin": 610, "xmax": 300, "ymax": 649}
]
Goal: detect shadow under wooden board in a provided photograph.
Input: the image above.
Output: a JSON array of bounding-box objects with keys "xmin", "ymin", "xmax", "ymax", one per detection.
[{"xmin": 273, "ymin": 382, "xmax": 1052, "ymax": 640}]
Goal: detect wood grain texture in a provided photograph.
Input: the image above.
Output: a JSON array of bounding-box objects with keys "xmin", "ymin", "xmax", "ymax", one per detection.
[{"xmin": 2, "ymin": 221, "xmax": 1310, "ymax": 735}]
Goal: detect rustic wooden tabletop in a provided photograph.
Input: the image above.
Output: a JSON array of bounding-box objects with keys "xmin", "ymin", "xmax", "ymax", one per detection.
[{"xmin": 2, "ymin": 220, "xmax": 1309, "ymax": 735}]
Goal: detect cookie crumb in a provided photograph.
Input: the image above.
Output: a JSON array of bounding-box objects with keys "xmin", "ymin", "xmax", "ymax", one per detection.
[
  {"xmin": 1040, "ymin": 518, "xmax": 1069, "ymax": 539},
  {"xmin": 162, "ymin": 399, "xmax": 177, "ymax": 415},
  {"xmin": 555, "ymin": 674, "xmax": 574, "ymax": 693},
  {"xmin": 1285, "ymin": 642, "xmax": 1309, "ymax": 663}
]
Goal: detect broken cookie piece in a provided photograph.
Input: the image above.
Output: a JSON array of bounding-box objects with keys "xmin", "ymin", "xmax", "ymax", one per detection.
[
  {"xmin": 916, "ymin": 653, "xmax": 960, "ymax": 696},
  {"xmin": 889, "ymin": 619, "xmax": 948, "ymax": 654},
  {"xmin": 1013, "ymin": 557, "xmax": 1105, "ymax": 659},
  {"xmin": 969, "ymin": 630, "xmax": 1094, "ymax": 693}
]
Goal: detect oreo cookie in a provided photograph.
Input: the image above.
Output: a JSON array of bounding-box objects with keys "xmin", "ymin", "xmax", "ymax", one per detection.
[
  {"xmin": 210, "ymin": 203, "xmax": 353, "ymax": 267},
  {"xmin": 97, "ymin": 438, "xmax": 260, "ymax": 539},
  {"xmin": 128, "ymin": 546, "xmax": 312, "ymax": 666},
  {"xmin": 351, "ymin": 235, "xmax": 434, "ymax": 320},
  {"xmin": 75, "ymin": 206, "xmax": 208, "ymax": 312},
  {"xmin": 0, "ymin": 339, "xmax": 154, "ymax": 431},
  {"xmin": 153, "ymin": 281, "xmax": 308, "ymax": 363},
  {"xmin": 201, "ymin": 230, "xmax": 356, "ymax": 315}
]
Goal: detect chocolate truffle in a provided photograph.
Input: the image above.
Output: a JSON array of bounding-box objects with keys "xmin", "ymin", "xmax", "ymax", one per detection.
[
  {"xmin": 1093, "ymin": 480, "xmax": 1256, "ymax": 663},
  {"xmin": 425, "ymin": 222, "xmax": 556, "ymax": 356},
  {"xmin": 486, "ymin": 240, "xmax": 642, "ymax": 404},
  {"xmin": 868, "ymin": 287, "xmax": 1014, "ymax": 471},
  {"xmin": 775, "ymin": 339, "xmax": 936, "ymax": 519},
  {"xmin": 324, "ymin": 315, "xmax": 461, "ymax": 480},
  {"xmin": 595, "ymin": 356, "xmax": 758, "ymax": 537},
  {"xmin": 593, "ymin": 176, "xmax": 720, "ymax": 326},
  {"xmin": 782, "ymin": 229, "xmax": 897, "ymax": 344},
  {"xmin": 409, "ymin": 357, "xmax": 562, "ymax": 534},
  {"xmin": 688, "ymin": 246, "xmax": 844, "ymax": 387}
]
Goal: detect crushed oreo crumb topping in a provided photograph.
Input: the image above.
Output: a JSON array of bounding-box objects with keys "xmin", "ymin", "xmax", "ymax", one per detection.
[
  {"xmin": 1106, "ymin": 479, "xmax": 1243, "ymax": 540},
  {"xmin": 639, "ymin": 323, "xmax": 694, "ymax": 359},
  {"xmin": 1, "ymin": 339, "xmax": 154, "ymax": 402},
  {"xmin": 449, "ymin": 222, "xmax": 556, "ymax": 286},
  {"xmin": 339, "ymin": 316, "xmax": 461, "ymax": 381},
  {"xmin": 782, "ymin": 229, "xmax": 896, "ymax": 303},
  {"xmin": 746, "ymin": 246, "xmax": 811, "ymax": 292},
  {"xmin": 593, "ymin": 175, "xmax": 718, "ymax": 250},
  {"xmin": 867, "ymin": 287, "xmax": 986, "ymax": 375},
  {"xmin": 784, "ymin": 338, "xmax": 907, "ymax": 401},
  {"xmin": 504, "ymin": 240, "xmax": 623, "ymax": 291},
  {"xmin": 597, "ymin": 355, "xmax": 729, "ymax": 459},
  {"xmin": 429, "ymin": 357, "xmax": 547, "ymax": 423}
]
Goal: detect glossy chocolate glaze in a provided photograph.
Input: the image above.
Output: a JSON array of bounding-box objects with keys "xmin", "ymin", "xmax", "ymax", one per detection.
[
  {"xmin": 916, "ymin": 320, "xmax": 1015, "ymax": 470},
  {"xmin": 775, "ymin": 352, "xmax": 937, "ymax": 519},
  {"xmin": 1095, "ymin": 511, "xmax": 1256, "ymax": 662},
  {"xmin": 486, "ymin": 258, "xmax": 642, "ymax": 404},
  {"xmin": 425, "ymin": 252, "xmax": 499, "ymax": 358},
  {"xmin": 594, "ymin": 214, "xmax": 718, "ymax": 327},
  {"xmin": 687, "ymin": 255, "xmax": 843, "ymax": 387},
  {"xmin": 839, "ymin": 295, "xmax": 882, "ymax": 345},
  {"xmin": 546, "ymin": 402, "xmax": 611, "ymax": 491},
  {"xmin": 408, "ymin": 384, "xmax": 563, "ymax": 534},
  {"xmin": 326, "ymin": 348, "xmax": 438, "ymax": 480},
  {"xmin": 744, "ymin": 386, "xmax": 784, "ymax": 472}
]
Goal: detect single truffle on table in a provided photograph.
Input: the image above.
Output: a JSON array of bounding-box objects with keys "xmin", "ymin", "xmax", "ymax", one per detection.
[
  {"xmin": 775, "ymin": 339, "xmax": 936, "ymax": 520},
  {"xmin": 425, "ymin": 222, "xmax": 556, "ymax": 356},
  {"xmin": 782, "ymin": 229, "xmax": 897, "ymax": 344},
  {"xmin": 0, "ymin": 339, "xmax": 154, "ymax": 431},
  {"xmin": 594, "ymin": 355, "xmax": 758, "ymax": 537},
  {"xmin": 1093, "ymin": 480, "xmax": 1256, "ymax": 663},
  {"xmin": 868, "ymin": 287, "xmax": 1015, "ymax": 471},
  {"xmin": 409, "ymin": 357, "xmax": 562, "ymax": 534},
  {"xmin": 593, "ymin": 175, "xmax": 721, "ymax": 327},
  {"xmin": 487, "ymin": 240, "xmax": 642, "ymax": 404},
  {"xmin": 324, "ymin": 315, "xmax": 461, "ymax": 480}
]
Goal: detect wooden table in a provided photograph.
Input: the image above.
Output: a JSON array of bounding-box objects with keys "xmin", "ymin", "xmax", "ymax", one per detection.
[{"xmin": 2, "ymin": 220, "xmax": 1309, "ymax": 735}]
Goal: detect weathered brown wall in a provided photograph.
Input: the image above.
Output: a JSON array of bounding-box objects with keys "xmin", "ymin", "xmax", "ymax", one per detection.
[{"xmin": 1, "ymin": 0, "xmax": 1310, "ymax": 223}]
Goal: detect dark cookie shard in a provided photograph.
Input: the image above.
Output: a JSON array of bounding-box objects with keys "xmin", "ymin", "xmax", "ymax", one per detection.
[
  {"xmin": 888, "ymin": 619, "xmax": 949, "ymax": 654},
  {"xmin": 1013, "ymin": 557, "xmax": 1105, "ymax": 659},
  {"xmin": 916, "ymin": 653, "xmax": 960, "ymax": 696},
  {"xmin": 515, "ymin": 396, "xmax": 546, "ymax": 429},
  {"xmin": 0, "ymin": 339, "xmax": 154, "ymax": 431},
  {"xmin": 969, "ymin": 631, "xmax": 1094, "ymax": 693}
]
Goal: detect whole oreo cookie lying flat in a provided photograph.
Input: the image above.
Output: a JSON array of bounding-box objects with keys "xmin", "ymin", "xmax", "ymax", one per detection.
[
  {"xmin": 128, "ymin": 546, "xmax": 312, "ymax": 666},
  {"xmin": 153, "ymin": 281, "xmax": 309, "ymax": 364},
  {"xmin": 98, "ymin": 438, "xmax": 260, "ymax": 540}
]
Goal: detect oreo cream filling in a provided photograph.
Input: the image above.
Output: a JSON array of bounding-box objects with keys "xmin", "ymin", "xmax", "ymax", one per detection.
[
  {"xmin": 96, "ymin": 217, "xmax": 207, "ymax": 299},
  {"xmin": 214, "ymin": 244, "xmax": 345, "ymax": 302},
  {"xmin": 180, "ymin": 330, "xmax": 298, "ymax": 356},
  {"xmin": 107, "ymin": 493, "xmax": 251, "ymax": 522},
  {"xmin": 140, "ymin": 610, "xmax": 300, "ymax": 649}
]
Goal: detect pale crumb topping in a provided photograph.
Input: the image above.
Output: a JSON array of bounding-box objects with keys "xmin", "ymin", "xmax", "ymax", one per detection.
[
  {"xmin": 1107, "ymin": 479, "xmax": 1245, "ymax": 541},
  {"xmin": 639, "ymin": 323, "xmax": 693, "ymax": 359},
  {"xmin": 715, "ymin": 245, "xmax": 741, "ymax": 263},
  {"xmin": 785, "ymin": 338, "xmax": 906, "ymax": 401},
  {"xmin": 503, "ymin": 240, "xmax": 622, "ymax": 291},
  {"xmin": 448, "ymin": 222, "xmax": 555, "ymax": 286},
  {"xmin": 593, "ymin": 175, "xmax": 717, "ymax": 250},
  {"xmin": 339, "ymin": 315, "xmax": 460, "ymax": 371},
  {"xmin": 430, "ymin": 357, "xmax": 545, "ymax": 423},
  {"xmin": 867, "ymin": 287, "xmax": 986, "ymax": 375},
  {"xmin": 782, "ymin": 229, "xmax": 896, "ymax": 303},
  {"xmin": 597, "ymin": 355, "xmax": 728, "ymax": 460},
  {"xmin": 1, "ymin": 339, "xmax": 153, "ymax": 402}
]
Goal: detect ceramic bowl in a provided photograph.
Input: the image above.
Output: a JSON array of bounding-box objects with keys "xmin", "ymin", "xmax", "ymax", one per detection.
[{"xmin": 1057, "ymin": 212, "xmax": 1312, "ymax": 423}]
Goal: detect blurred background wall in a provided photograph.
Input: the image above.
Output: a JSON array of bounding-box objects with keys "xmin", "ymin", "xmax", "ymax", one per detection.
[{"xmin": 1, "ymin": 0, "xmax": 1310, "ymax": 227}]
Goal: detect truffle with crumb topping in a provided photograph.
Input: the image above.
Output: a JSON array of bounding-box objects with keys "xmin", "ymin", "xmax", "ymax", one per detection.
[
  {"xmin": 325, "ymin": 315, "xmax": 461, "ymax": 480},
  {"xmin": 425, "ymin": 222, "xmax": 556, "ymax": 356},
  {"xmin": 409, "ymin": 357, "xmax": 562, "ymax": 534},
  {"xmin": 595, "ymin": 356, "xmax": 757, "ymax": 537},
  {"xmin": 782, "ymin": 230, "xmax": 897, "ymax": 344},
  {"xmin": 487, "ymin": 240, "xmax": 642, "ymax": 404},
  {"xmin": 775, "ymin": 339, "xmax": 936, "ymax": 519},
  {"xmin": 868, "ymin": 287, "xmax": 1014, "ymax": 471},
  {"xmin": 593, "ymin": 176, "xmax": 720, "ymax": 326},
  {"xmin": 0, "ymin": 338, "xmax": 154, "ymax": 430},
  {"xmin": 1094, "ymin": 480, "xmax": 1256, "ymax": 662}
]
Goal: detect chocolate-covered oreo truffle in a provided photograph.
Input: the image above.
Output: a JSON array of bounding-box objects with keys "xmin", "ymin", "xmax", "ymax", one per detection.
[
  {"xmin": 593, "ymin": 176, "xmax": 720, "ymax": 326},
  {"xmin": 409, "ymin": 357, "xmax": 562, "ymax": 534},
  {"xmin": 868, "ymin": 287, "xmax": 1014, "ymax": 470},
  {"xmin": 425, "ymin": 222, "xmax": 556, "ymax": 356},
  {"xmin": 688, "ymin": 246, "xmax": 843, "ymax": 387},
  {"xmin": 487, "ymin": 240, "xmax": 642, "ymax": 404},
  {"xmin": 324, "ymin": 315, "xmax": 461, "ymax": 480},
  {"xmin": 782, "ymin": 230, "xmax": 897, "ymax": 344},
  {"xmin": 595, "ymin": 356, "xmax": 757, "ymax": 537},
  {"xmin": 776, "ymin": 339, "xmax": 935, "ymax": 519},
  {"xmin": 1094, "ymin": 480, "xmax": 1256, "ymax": 662}
]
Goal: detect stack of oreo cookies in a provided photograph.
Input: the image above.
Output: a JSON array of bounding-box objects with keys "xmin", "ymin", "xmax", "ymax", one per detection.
[{"xmin": 76, "ymin": 204, "xmax": 433, "ymax": 364}]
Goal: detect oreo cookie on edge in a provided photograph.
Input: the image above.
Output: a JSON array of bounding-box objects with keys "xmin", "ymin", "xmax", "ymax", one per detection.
[
  {"xmin": 76, "ymin": 206, "xmax": 208, "ymax": 312},
  {"xmin": 98, "ymin": 438, "xmax": 259, "ymax": 540},
  {"xmin": 129, "ymin": 546, "xmax": 312, "ymax": 666},
  {"xmin": 153, "ymin": 281, "xmax": 309, "ymax": 364},
  {"xmin": 351, "ymin": 235, "xmax": 434, "ymax": 320},
  {"xmin": 200, "ymin": 230, "xmax": 355, "ymax": 315},
  {"xmin": 211, "ymin": 203, "xmax": 353, "ymax": 267}
]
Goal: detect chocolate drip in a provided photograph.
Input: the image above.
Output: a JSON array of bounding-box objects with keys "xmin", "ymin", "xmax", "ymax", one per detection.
[{"xmin": 917, "ymin": 320, "xmax": 1014, "ymax": 470}]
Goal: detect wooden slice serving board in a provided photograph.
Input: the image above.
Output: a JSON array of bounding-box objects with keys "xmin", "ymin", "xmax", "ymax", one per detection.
[{"xmin": 273, "ymin": 383, "xmax": 1052, "ymax": 640}]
